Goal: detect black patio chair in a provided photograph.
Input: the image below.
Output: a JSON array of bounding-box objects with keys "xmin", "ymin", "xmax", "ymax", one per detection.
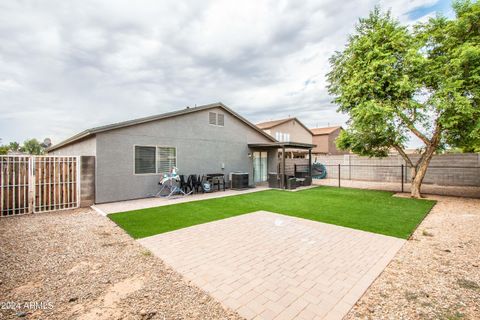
[
  {"xmin": 179, "ymin": 175, "xmax": 191, "ymax": 193},
  {"xmin": 211, "ymin": 176, "xmax": 221, "ymax": 191},
  {"xmin": 215, "ymin": 175, "xmax": 226, "ymax": 191},
  {"xmin": 185, "ymin": 175, "xmax": 193, "ymax": 193},
  {"xmin": 191, "ymin": 174, "xmax": 202, "ymax": 193}
]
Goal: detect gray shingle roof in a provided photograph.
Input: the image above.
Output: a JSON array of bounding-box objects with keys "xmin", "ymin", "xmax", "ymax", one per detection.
[{"xmin": 47, "ymin": 102, "xmax": 276, "ymax": 152}]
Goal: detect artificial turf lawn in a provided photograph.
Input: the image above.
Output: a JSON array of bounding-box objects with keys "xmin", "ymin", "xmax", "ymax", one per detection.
[{"xmin": 109, "ymin": 186, "xmax": 435, "ymax": 240}]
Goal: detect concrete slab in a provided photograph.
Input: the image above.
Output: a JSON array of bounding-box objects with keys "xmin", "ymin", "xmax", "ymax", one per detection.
[
  {"xmin": 94, "ymin": 187, "xmax": 269, "ymax": 214},
  {"xmin": 139, "ymin": 211, "xmax": 405, "ymax": 320}
]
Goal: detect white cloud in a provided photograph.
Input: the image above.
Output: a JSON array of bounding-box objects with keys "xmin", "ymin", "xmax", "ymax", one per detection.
[{"xmin": 0, "ymin": 0, "xmax": 444, "ymax": 147}]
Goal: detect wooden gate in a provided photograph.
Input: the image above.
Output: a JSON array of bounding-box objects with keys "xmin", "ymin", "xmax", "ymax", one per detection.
[
  {"xmin": 0, "ymin": 156, "xmax": 80, "ymax": 217},
  {"xmin": 34, "ymin": 157, "xmax": 79, "ymax": 213},
  {"xmin": 0, "ymin": 156, "xmax": 31, "ymax": 216}
]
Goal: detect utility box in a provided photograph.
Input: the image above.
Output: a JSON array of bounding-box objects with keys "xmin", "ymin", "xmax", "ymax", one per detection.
[
  {"xmin": 231, "ymin": 172, "xmax": 249, "ymax": 190},
  {"xmin": 268, "ymin": 173, "xmax": 281, "ymax": 188},
  {"xmin": 287, "ymin": 177, "xmax": 297, "ymax": 190}
]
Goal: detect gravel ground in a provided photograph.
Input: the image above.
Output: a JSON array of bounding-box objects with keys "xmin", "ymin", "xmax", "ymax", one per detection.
[
  {"xmin": 2, "ymin": 195, "xmax": 479, "ymax": 320},
  {"xmin": 346, "ymin": 195, "xmax": 480, "ymax": 320},
  {"xmin": 0, "ymin": 208, "xmax": 241, "ymax": 320}
]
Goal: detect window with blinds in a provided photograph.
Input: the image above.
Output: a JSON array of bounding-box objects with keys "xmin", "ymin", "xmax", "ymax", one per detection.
[
  {"xmin": 134, "ymin": 146, "xmax": 176, "ymax": 174},
  {"xmin": 157, "ymin": 147, "xmax": 176, "ymax": 174},
  {"xmin": 135, "ymin": 146, "xmax": 156, "ymax": 174},
  {"xmin": 274, "ymin": 132, "xmax": 290, "ymax": 142},
  {"xmin": 208, "ymin": 112, "xmax": 225, "ymax": 126}
]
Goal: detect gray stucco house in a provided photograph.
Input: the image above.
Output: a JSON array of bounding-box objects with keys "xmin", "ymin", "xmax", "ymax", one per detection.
[{"xmin": 48, "ymin": 102, "xmax": 280, "ymax": 203}]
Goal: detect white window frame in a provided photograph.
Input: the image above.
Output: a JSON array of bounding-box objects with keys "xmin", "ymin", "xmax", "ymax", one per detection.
[{"xmin": 133, "ymin": 145, "xmax": 177, "ymax": 176}]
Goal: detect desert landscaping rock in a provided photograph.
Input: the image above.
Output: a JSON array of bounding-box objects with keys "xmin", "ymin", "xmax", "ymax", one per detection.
[
  {"xmin": 1, "ymin": 194, "xmax": 479, "ymax": 319},
  {"xmin": 0, "ymin": 208, "xmax": 241, "ymax": 320},
  {"xmin": 345, "ymin": 195, "xmax": 480, "ymax": 320}
]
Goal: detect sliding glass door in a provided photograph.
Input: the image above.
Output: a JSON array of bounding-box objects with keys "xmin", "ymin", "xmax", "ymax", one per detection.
[{"xmin": 253, "ymin": 151, "xmax": 268, "ymax": 183}]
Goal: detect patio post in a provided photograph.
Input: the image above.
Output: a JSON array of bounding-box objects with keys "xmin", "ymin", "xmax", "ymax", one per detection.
[
  {"xmin": 282, "ymin": 145, "xmax": 286, "ymax": 189},
  {"xmin": 308, "ymin": 149, "xmax": 312, "ymax": 177}
]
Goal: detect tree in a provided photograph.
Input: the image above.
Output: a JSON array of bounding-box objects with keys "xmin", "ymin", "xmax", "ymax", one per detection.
[
  {"xmin": 327, "ymin": 1, "xmax": 480, "ymax": 198},
  {"xmin": 0, "ymin": 145, "xmax": 8, "ymax": 155},
  {"xmin": 0, "ymin": 138, "xmax": 8, "ymax": 155},
  {"xmin": 8, "ymin": 141, "xmax": 20, "ymax": 152},
  {"xmin": 22, "ymin": 139, "xmax": 45, "ymax": 155},
  {"xmin": 462, "ymin": 144, "xmax": 480, "ymax": 152}
]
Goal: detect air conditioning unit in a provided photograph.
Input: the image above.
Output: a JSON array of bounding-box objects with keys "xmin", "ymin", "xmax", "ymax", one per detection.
[{"xmin": 230, "ymin": 172, "xmax": 249, "ymax": 190}]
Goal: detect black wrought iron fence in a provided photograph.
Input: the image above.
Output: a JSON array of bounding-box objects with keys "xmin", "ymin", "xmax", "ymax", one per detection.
[{"xmin": 317, "ymin": 164, "xmax": 480, "ymax": 198}]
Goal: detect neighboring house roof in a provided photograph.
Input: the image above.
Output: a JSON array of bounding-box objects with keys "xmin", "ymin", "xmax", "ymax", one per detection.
[
  {"xmin": 310, "ymin": 126, "xmax": 342, "ymax": 136},
  {"xmin": 48, "ymin": 102, "xmax": 276, "ymax": 152},
  {"xmin": 256, "ymin": 117, "xmax": 313, "ymax": 134},
  {"xmin": 7, "ymin": 150, "xmax": 27, "ymax": 155},
  {"xmin": 256, "ymin": 118, "xmax": 291, "ymax": 129}
]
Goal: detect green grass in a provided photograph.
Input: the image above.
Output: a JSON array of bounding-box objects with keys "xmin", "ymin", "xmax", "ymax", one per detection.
[{"xmin": 109, "ymin": 186, "xmax": 435, "ymax": 239}]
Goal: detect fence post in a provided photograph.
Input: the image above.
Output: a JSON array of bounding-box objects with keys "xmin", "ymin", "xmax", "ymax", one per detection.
[
  {"xmin": 401, "ymin": 164, "xmax": 404, "ymax": 193},
  {"xmin": 77, "ymin": 156, "xmax": 81, "ymax": 208},
  {"xmin": 28, "ymin": 156, "xmax": 34, "ymax": 213},
  {"xmin": 338, "ymin": 164, "xmax": 341, "ymax": 188}
]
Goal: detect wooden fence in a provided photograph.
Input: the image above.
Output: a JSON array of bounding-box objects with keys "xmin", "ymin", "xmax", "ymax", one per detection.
[
  {"xmin": 0, "ymin": 156, "xmax": 30, "ymax": 216},
  {"xmin": 0, "ymin": 156, "xmax": 80, "ymax": 217}
]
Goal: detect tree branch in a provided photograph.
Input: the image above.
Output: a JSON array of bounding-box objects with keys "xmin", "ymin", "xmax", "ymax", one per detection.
[
  {"xmin": 414, "ymin": 119, "xmax": 442, "ymax": 168},
  {"xmin": 395, "ymin": 111, "xmax": 430, "ymax": 145},
  {"xmin": 393, "ymin": 144, "xmax": 414, "ymax": 167}
]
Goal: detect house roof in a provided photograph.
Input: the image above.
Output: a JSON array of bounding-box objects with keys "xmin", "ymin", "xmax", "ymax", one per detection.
[
  {"xmin": 47, "ymin": 102, "xmax": 276, "ymax": 152},
  {"xmin": 256, "ymin": 118, "xmax": 291, "ymax": 129},
  {"xmin": 310, "ymin": 126, "xmax": 342, "ymax": 136},
  {"xmin": 256, "ymin": 117, "xmax": 313, "ymax": 134}
]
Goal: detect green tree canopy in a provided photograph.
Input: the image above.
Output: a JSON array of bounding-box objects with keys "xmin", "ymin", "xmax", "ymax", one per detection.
[
  {"xmin": 8, "ymin": 141, "xmax": 20, "ymax": 152},
  {"xmin": 327, "ymin": 1, "xmax": 480, "ymax": 197},
  {"xmin": 0, "ymin": 145, "xmax": 8, "ymax": 155},
  {"xmin": 22, "ymin": 139, "xmax": 45, "ymax": 155}
]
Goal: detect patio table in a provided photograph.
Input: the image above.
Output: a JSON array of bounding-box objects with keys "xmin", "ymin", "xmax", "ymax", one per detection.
[{"xmin": 206, "ymin": 173, "xmax": 226, "ymax": 191}]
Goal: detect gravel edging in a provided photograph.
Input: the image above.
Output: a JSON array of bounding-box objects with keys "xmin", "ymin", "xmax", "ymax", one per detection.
[
  {"xmin": 0, "ymin": 208, "xmax": 242, "ymax": 320},
  {"xmin": 2, "ymin": 195, "xmax": 479, "ymax": 320},
  {"xmin": 345, "ymin": 195, "xmax": 480, "ymax": 320}
]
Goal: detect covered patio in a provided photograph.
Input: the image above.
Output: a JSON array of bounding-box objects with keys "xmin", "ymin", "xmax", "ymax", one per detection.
[{"xmin": 248, "ymin": 142, "xmax": 316, "ymax": 189}]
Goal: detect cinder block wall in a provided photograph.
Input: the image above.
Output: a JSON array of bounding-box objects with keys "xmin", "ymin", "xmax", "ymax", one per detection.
[
  {"xmin": 80, "ymin": 156, "xmax": 95, "ymax": 207},
  {"xmin": 289, "ymin": 153, "xmax": 480, "ymax": 187}
]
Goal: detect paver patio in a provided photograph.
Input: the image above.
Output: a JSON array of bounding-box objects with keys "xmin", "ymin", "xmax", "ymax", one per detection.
[{"xmin": 139, "ymin": 211, "xmax": 405, "ymax": 320}]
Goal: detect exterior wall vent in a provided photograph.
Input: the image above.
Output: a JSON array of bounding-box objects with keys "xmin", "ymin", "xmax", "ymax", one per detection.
[
  {"xmin": 217, "ymin": 113, "xmax": 225, "ymax": 126},
  {"xmin": 209, "ymin": 112, "xmax": 217, "ymax": 125},
  {"xmin": 209, "ymin": 112, "xmax": 224, "ymax": 127}
]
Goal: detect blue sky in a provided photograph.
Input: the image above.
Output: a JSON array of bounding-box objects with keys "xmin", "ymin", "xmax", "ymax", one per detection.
[
  {"xmin": 408, "ymin": 0, "xmax": 453, "ymax": 20},
  {"xmin": 0, "ymin": 0, "xmax": 455, "ymax": 148}
]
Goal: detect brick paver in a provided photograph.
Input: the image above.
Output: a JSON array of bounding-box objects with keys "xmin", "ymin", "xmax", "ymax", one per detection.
[{"xmin": 139, "ymin": 211, "xmax": 405, "ymax": 319}]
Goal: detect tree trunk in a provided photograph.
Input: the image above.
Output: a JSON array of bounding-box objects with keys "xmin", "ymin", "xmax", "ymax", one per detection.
[
  {"xmin": 409, "ymin": 165, "xmax": 417, "ymax": 182},
  {"xmin": 411, "ymin": 167, "xmax": 424, "ymax": 198},
  {"xmin": 411, "ymin": 147, "xmax": 438, "ymax": 198},
  {"xmin": 410, "ymin": 127, "xmax": 441, "ymax": 198}
]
